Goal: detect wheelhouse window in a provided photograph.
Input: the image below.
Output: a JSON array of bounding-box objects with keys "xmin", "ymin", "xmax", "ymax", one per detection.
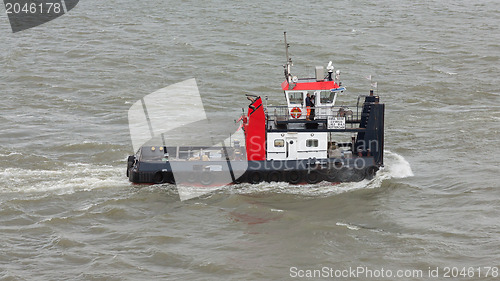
[
  {"xmin": 288, "ymin": 92, "xmax": 303, "ymax": 104},
  {"xmin": 274, "ymin": 139, "xmax": 285, "ymax": 147},
  {"xmin": 320, "ymin": 91, "xmax": 335, "ymax": 104},
  {"xmin": 306, "ymin": 139, "xmax": 319, "ymax": 147}
]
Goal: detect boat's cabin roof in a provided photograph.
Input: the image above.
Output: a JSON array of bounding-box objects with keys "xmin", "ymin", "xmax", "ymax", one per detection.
[{"xmin": 281, "ymin": 79, "xmax": 338, "ymax": 91}]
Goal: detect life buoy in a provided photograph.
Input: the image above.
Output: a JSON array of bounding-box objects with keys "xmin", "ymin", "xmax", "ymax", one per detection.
[{"xmin": 290, "ymin": 107, "xmax": 302, "ymax": 119}]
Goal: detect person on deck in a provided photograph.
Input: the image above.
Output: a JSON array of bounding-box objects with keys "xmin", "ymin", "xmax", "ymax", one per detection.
[
  {"xmin": 310, "ymin": 95, "xmax": 316, "ymax": 120},
  {"xmin": 305, "ymin": 93, "xmax": 313, "ymax": 120}
]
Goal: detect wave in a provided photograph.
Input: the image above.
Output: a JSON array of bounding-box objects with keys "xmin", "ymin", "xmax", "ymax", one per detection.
[
  {"xmin": 336, "ymin": 222, "xmax": 361, "ymax": 230},
  {"xmin": 0, "ymin": 163, "xmax": 128, "ymax": 195}
]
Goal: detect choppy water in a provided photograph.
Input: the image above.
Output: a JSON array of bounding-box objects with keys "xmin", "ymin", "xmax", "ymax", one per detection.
[{"xmin": 1, "ymin": 0, "xmax": 499, "ymax": 280}]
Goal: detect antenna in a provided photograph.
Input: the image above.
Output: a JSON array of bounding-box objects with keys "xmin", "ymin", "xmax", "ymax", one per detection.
[
  {"xmin": 284, "ymin": 32, "xmax": 290, "ymax": 64},
  {"xmin": 283, "ymin": 32, "xmax": 292, "ymax": 83}
]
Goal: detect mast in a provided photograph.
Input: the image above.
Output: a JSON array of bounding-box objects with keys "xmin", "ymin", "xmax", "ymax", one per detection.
[{"xmin": 283, "ymin": 32, "xmax": 292, "ymax": 84}]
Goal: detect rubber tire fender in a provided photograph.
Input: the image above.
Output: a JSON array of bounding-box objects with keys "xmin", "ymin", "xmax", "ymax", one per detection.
[
  {"xmin": 200, "ymin": 171, "xmax": 214, "ymax": 186},
  {"xmin": 153, "ymin": 171, "xmax": 164, "ymax": 184},
  {"xmin": 365, "ymin": 166, "xmax": 378, "ymax": 179},
  {"xmin": 248, "ymin": 171, "xmax": 264, "ymax": 184},
  {"xmin": 186, "ymin": 172, "xmax": 198, "ymax": 183},
  {"xmin": 162, "ymin": 171, "xmax": 175, "ymax": 184},
  {"xmin": 350, "ymin": 169, "xmax": 366, "ymax": 182},
  {"xmin": 325, "ymin": 167, "xmax": 338, "ymax": 182},
  {"xmin": 337, "ymin": 167, "xmax": 351, "ymax": 182},
  {"xmin": 305, "ymin": 170, "xmax": 322, "ymax": 184},
  {"xmin": 287, "ymin": 170, "xmax": 302, "ymax": 184},
  {"xmin": 267, "ymin": 171, "xmax": 282, "ymax": 183},
  {"xmin": 127, "ymin": 156, "xmax": 135, "ymax": 177}
]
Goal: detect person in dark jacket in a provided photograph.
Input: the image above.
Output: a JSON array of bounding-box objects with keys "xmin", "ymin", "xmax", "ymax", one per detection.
[
  {"xmin": 305, "ymin": 93, "xmax": 312, "ymax": 120},
  {"xmin": 310, "ymin": 95, "xmax": 316, "ymax": 120}
]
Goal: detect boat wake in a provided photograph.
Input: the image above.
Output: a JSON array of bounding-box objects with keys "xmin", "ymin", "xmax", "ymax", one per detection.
[
  {"xmin": 228, "ymin": 150, "xmax": 413, "ymax": 198},
  {"xmin": 175, "ymin": 151, "xmax": 413, "ymax": 200},
  {"xmin": 0, "ymin": 163, "xmax": 127, "ymax": 196},
  {"xmin": 0, "ymin": 151, "xmax": 412, "ymax": 201}
]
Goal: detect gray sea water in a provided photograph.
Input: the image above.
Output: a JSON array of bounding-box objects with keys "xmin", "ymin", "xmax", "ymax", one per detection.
[{"xmin": 1, "ymin": 0, "xmax": 499, "ymax": 280}]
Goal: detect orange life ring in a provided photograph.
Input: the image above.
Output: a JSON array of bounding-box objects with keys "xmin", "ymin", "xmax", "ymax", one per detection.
[{"xmin": 290, "ymin": 107, "xmax": 302, "ymax": 118}]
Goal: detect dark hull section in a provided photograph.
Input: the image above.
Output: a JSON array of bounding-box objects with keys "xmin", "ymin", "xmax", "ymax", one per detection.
[{"xmin": 127, "ymin": 158, "xmax": 379, "ymax": 185}]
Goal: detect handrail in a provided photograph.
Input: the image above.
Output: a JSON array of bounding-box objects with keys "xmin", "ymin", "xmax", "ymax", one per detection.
[{"xmin": 266, "ymin": 105, "xmax": 361, "ymax": 120}]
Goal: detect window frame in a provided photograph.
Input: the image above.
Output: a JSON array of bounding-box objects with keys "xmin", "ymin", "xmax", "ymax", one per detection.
[
  {"xmin": 306, "ymin": 139, "xmax": 319, "ymax": 147},
  {"xmin": 274, "ymin": 139, "xmax": 285, "ymax": 147},
  {"xmin": 288, "ymin": 91, "xmax": 304, "ymax": 105}
]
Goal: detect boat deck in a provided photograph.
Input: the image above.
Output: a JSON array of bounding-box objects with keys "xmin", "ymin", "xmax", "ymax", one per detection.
[{"xmin": 266, "ymin": 104, "xmax": 365, "ymax": 133}]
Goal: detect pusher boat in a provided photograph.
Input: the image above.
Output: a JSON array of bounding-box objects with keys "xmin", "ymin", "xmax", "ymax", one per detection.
[{"xmin": 127, "ymin": 33, "xmax": 384, "ymax": 185}]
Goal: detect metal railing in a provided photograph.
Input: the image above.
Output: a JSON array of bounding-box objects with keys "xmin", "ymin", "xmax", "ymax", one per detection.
[{"xmin": 266, "ymin": 105, "xmax": 361, "ymax": 124}]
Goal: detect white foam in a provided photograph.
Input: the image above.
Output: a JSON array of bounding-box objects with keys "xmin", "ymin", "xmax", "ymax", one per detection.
[
  {"xmin": 229, "ymin": 180, "xmax": 366, "ymax": 198},
  {"xmin": 0, "ymin": 151, "xmax": 413, "ymax": 198},
  {"xmin": 0, "ymin": 163, "xmax": 128, "ymax": 195},
  {"xmin": 230, "ymin": 150, "xmax": 413, "ymax": 197},
  {"xmin": 0, "ymin": 152, "xmax": 22, "ymax": 157},
  {"xmin": 382, "ymin": 150, "xmax": 414, "ymax": 178},
  {"xmin": 336, "ymin": 222, "xmax": 361, "ymax": 230}
]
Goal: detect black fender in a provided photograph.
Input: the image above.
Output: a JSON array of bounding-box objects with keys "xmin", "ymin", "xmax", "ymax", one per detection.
[
  {"xmin": 305, "ymin": 170, "xmax": 322, "ymax": 184},
  {"xmin": 199, "ymin": 171, "xmax": 214, "ymax": 186},
  {"xmin": 287, "ymin": 170, "xmax": 302, "ymax": 184},
  {"xmin": 126, "ymin": 155, "xmax": 135, "ymax": 177},
  {"xmin": 325, "ymin": 167, "xmax": 338, "ymax": 182},
  {"xmin": 267, "ymin": 171, "xmax": 282, "ymax": 183},
  {"xmin": 162, "ymin": 171, "xmax": 175, "ymax": 184},
  {"xmin": 350, "ymin": 169, "xmax": 366, "ymax": 182},
  {"xmin": 153, "ymin": 171, "xmax": 164, "ymax": 184},
  {"xmin": 365, "ymin": 166, "xmax": 379, "ymax": 179},
  {"xmin": 248, "ymin": 171, "xmax": 264, "ymax": 184},
  {"xmin": 186, "ymin": 172, "xmax": 198, "ymax": 183}
]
